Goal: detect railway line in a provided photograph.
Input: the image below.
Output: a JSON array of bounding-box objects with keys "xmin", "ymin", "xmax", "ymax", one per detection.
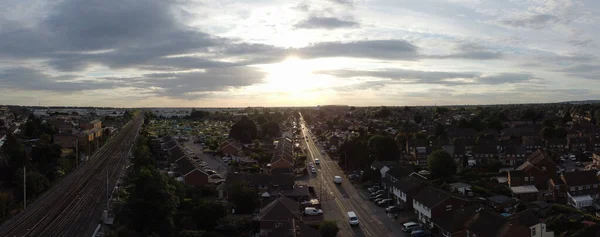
[{"xmin": 0, "ymin": 115, "xmax": 143, "ymax": 237}]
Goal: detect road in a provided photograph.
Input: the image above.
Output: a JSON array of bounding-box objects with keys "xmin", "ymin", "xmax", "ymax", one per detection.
[
  {"xmin": 0, "ymin": 115, "xmax": 143, "ymax": 237},
  {"xmin": 299, "ymin": 115, "xmax": 402, "ymax": 237}
]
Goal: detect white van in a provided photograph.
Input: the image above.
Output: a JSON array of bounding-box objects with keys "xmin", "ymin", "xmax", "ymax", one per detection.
[
  {"xmin": 314, "ymin": 159, "xmax": 320, "ymax": 165},
  {"xmin": 347, "ymin": 211, "xmax": 359, "ymax": 225},
  {"xmin": 333, "ymin": 176, "xmax": 342, "ymax": 184},
  {"xmin": 402, "ymin": 222, "xmax": 421, "ymax": 232}
]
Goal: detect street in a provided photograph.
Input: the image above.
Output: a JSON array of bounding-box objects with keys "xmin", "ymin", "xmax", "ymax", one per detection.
[{"xmin": 299, "ymin": 115, "xmax": 405, "ymax": 237}]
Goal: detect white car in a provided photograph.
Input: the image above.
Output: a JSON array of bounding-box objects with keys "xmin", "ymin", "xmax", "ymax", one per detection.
[
  {"xmin": 314, "ymin": 159, "xmax": 320, "ymax": 165},
  {"xmin": 334, "ymin": 176, "xmax": 342, "ymax": 184},
  {"xmin": 311, "ymin": 167, "xmax": 317, "ymax": 173},
  {"xmin": 303, "ymin": 207, "xmax": 323, "ymax": 216}
]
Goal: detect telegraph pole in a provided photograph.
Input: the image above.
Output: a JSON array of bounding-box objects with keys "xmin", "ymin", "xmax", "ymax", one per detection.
[
  {"xmin": 23, "ymin": 166, "xmax": 26, "ymax": 210},
  {"xmin": 106, "ymin": 170, "xmax": 109, "ymax": 208},
  {"xmin": 75, "ymin": 136, "xmax": 79, "ymax": 169}
]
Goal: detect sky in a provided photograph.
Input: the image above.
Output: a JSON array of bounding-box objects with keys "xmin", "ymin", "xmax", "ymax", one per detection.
[{"xmin": 0, "ymin": 0, "xmax": 599, "ymax": 107}]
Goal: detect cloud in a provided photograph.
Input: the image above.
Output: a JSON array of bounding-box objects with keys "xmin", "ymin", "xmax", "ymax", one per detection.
[
  {"xmin": 424, "ymin": 43, "xmax": 502, "ymax": 60},
  {"xmin": 328, "ymin": 0, "xmax": 354, "ymax": 6},
  {"xmin": 139, "ymin": 67, "xmax": 267, "ymax": 99},
  {"xmin": 295, "ymin": 16, "xmax": 359, "ymax": 29},
  {"xmin": 298, "ymin": 40, "xmax": 419, "ymax": 60},
  {"xmin": 499, "ymin": 13, "xmax": 560, "ymax": 29},
  {"xmin": 317, "ymin": 69, "xmax": 537, "ymax": 86},
  {"xmin": 0, "ymin": 67, "xmax": 119, "ymax": 92},
  {"xmin": 556, "ymin": 64, "xmax": 600, "ymax": 80}
]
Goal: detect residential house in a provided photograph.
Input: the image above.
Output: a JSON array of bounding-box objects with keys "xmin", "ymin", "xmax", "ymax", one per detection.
[
  {"xmin": 218, "ymin": 139, "xmax": 243, "ymax": 156},
  {"xmin": 412, "ymin": 186, "xmax": 468, "ymax": 228},
  {"xmin": 510, "ymin": 209, "xmax": 554, "ymax": 237},
  {"xmin": 226, "ymin": 173, "xmax": 295, "ymax": 198},
  {"xmin": 176, "ymin": 156, "xmax": 209, "ymax": 187},
  {"xmin": 370, "ymin": 160, "xmax": 401, "ymax": 179},
  {"xmin": 546, "ymin": 138, "xmax": 567, "ymax": 152},
  {"xmin": 523, "ymin": 137, "xmax": 544, "ymax": 154},
  {"xmin": 383, "ymin": 166, "xmax": 413, "ymax": 195},
  {"xmin": 454, "ymin": 138, "xmax": 475, "ymax": 154},
  {"xmin": 449, "ymin": 182, "xmax": 472, "ymax": 197},
  {"xmin": 486, "ymin": 195, "xmax": 517, "ymax": 213},
  {"xmin": 568, "ymin": 136, "xmax": 590, "ymax": 152},
  {"xmin": 592, "ymin": 137, "xmax": 600, "ymax": 152},
  {"xmin": 393, "ymin": 174, "xmax": 428, "ymax": 208},
  {"xmin": 269, "ymin": 220, "xmax": 321, "ymax": 237},
  {"xmin": 259, "ymin": 196, "xmax": 302, "ymax": 236},
  {"xmin": 508, "ymin": 150, "xmax": 557, "ymax": 201},
  {"xmin": 433, "ymin": 205, "xmax": 478, "ymax": 237},
  {"xmin": 447, "ymin": 128, "xmax": 477, "ymax": 140},
  {"xmin": 464, "ymin": 209, "xmax": 528, "ymax": 237},
  {"xmin": 53, "ymin": 133, "xmax": 78, "ymax": 149},
  {"xmin": 553, "ymin": 170, "xmax": 600, "ymax": 208},
  {"xmin": 452, "ymin": 144, "xmax": 466, "ymax": 164},
  {"xmin": 472, "ymin": 145, "xmax": 497, "ymax": 163},
  {"xmin": 270, "ymin": 137, "xmax": 294, "ymax": 174},
  {"xmin": 501, "ymin": 145, "xmax": 527, "ymax": 166}
]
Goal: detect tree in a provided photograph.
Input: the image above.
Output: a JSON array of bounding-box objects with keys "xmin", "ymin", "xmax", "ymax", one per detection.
[
  {"xmin": 261, "ymin": 121, "xmax": 280, "ymax": 138},
  {"xmin": 1, "ymin": 133, "xmax": 26, "ymax": 181},
  {"xmin": 540, "ymin": 127, "xmax": 555, "ymax": 140},
  {"xmin": 123, "ymin": 167, "xmax": 180, "ymax": 236},
  {"xmin": 554, "ymin": 126, "xmax": 567, "ymax": 138},
  {"xmin": 434, "ymin": 123, "xmax": 446, "ymax": 137},
  {"xmin": 0, "ymin": 193, "xmax": 10, "ymax": 223},
  {"xmin": 339, "ymin": 136, "xmax": 371, "ymax": 171},
  {"xmin": 229, "ymin": 116, "xmax": 258, "ymax": 143},
  {"xmin": 14, "ymin": 168, "xmax": 51, "ymax": 200},
  {"xmin": 375, "ymin": 107, "xmax": 391, "ymax": 118},
  {"xmin": 542, "ymin": 119, "xmax": 554, "ymax": 128},
  {"xmin": 562, "ymin": 112, "xmax": 572, "ymax": 124},
  {"xmin": 368, "ymin": 135, "xmax": 399, "ymax": 161},
  {"xmin": 227, "ymin": 180, "xmax": 259, "ymax": 215},
  {"xmin": 319, "ymin": 220, "xmax": 340, "ymax": 237},
  {"xmin": 413, "ymin": 113, "xmax": 423, "ymax": 124},
  {"xmin": 255, "ymin": 115, "xmax": 269, "ymax": 125},
  {"xmin": 427, "ymin": 150, "xmax": 456, "ymax": 181}
]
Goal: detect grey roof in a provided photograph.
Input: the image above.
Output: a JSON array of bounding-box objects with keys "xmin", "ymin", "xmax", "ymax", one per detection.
[
  {"xmin": 413, "ymin": 186, "xmax": 452, "ymax": 208},
  {"xmin": 176, "ymin": 157, "xmax": 200, "ymax": 176},
  {"xmin": 270, "ymin": 221, "xmax": 322, "ymax": 237},
  {"xmin": 393, "ymin": 176, "xmax": 426, "ymax": 192},
  {"xmin": 465, "ymin": 209, "xmax": 508, "ymax": 236},
  {"xmin": 259, "ymin": 196, "xmax": 301, "ymax": 221},
  {"xmin": 487, "ymin": 195, "xmax": 514, "ymax": 204},
  {"xmin": 435, "ymin": 205, "xmax": 478, "ymax": 233},
  {"xmin": 386, "ymin": 166, "xmax": 413, "ymax": 179},
  {"xmin": 227, "ymin": 173, "xmax": 295, "ymax": 188},
  {"xmin": 512, "ymin": 209, "xmax": 540, "ymax": 228}
]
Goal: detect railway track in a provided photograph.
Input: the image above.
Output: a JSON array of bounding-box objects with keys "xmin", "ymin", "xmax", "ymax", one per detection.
[{"xmin": 0, "ymin": 115, "xmax": 143, "ymax": 237}]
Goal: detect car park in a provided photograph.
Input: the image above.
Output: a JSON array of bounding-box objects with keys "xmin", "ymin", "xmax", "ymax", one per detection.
[{"xmin": 303, "ymin": 207, "xmax": 323, "ymax": 216}]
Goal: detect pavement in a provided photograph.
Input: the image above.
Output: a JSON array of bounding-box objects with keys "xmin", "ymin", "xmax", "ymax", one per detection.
[{"xmin": 299, "ymin": 115, "xmax": 407, "ymax": 237}]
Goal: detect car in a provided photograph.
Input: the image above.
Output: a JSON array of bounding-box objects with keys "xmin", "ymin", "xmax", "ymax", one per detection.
[
  {"xmin": 315, "ymin": 159, "xmax": 320, "ymax": 165},
  {"xmin": 377, "ymin": 199, "xmax": 393, "ymax": 206},
  {"xmin": 402, "ymin": 222, "xmax": 421, "ymax": 232},
  {"xmin": 373, "ymin": 197, "xmax": 386, "ymax": 203},
  {"xmin": 308, "ymin": 186, "xmax": 316, "ymax": 195},
  {"xmin": 385, "ymin": 205, "xmax": 404, "ymax": 213},
  {"xmin": 303, "ymin": 207, "xmax": 323, "ymax": 216},
  {"xmin": 210, "ymin": 174, "xmax": 222, "ymax": 179},
  {"xmin": 368, "ymin": 186, "xmax": 380, "ymax": 192},
  {"xmin": 349, "ymin": 174, "xmax": 360, "ymax": 180},
  {"xmin": 411, "ymin": 230, "xmax": 432, "ymax": 237},
  {"xmin": 371, "ymin": 190, "xmax": 385, "ymax": 196},
  {"xmin": 333, "ymin": 176, "xmax": 342, "ymax": 184},
  {"xmin": 205, "ymin": 170, "xmax": 216, "ymax": 175},
  {"xmin": 370, "ymin": 194, "xmax": 385, "ymax": 201},
  {"xmin": 311, "ymin": 167, "xmax": 317, "ymax": 173},
  {"xmin": 347, "ymin": 211, "xmax": 359, "ymax": 226}
]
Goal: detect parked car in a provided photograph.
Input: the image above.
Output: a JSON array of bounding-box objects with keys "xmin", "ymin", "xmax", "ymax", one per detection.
[
  {"xmin": 373, "ymin": 197, "xmax": 386, "ymax": 203},
  {"xmin": 377, "ymin": 199, "xmax": 393, "ymax": 206},
  {"xmin": 371, "ymin": 190, "xmax": 385, "ymax": 196},
  {"xmin": 385, "ymin": 205, "xmax": 404, "ymax": 213},
  {"xmin": 370, "ymin": 194, "xmax": 385, "ymax": 201},
  {"xmin": 349, "ymin": 174, "xmax": 360, "ymax": 180},
  {"xmin": 411, "ymin": 230, "xmax": 432, "ymax": 237},
  {"xmin": 402, "ymin": 222, "xmax": 421, "ymax": 232},
  {"xmin": 303, "ymin": 207, "xmax": 323, "ymax": 216},
  {"xmin": 311, "ymin": 167, "xmax": 317, "ymax": 173},
  {"xmin": 205, "ymin": 170, "xmax": 216, "ymax": 175},
  {"xmin": 368, "ymin": 186, "xmax": 380, "ymax": 192},
  {"xmin": 210, "ymin": 174, "xmax": 222, "ymax": 179},
  {"xmin": 308, "ymin": 186, "xmax": 316, "ymax": 195}
]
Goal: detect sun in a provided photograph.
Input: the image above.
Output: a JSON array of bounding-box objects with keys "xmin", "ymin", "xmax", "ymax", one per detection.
[{"xmin": 262, "ymin": 56, "xmax": 315, "ymax": 93}]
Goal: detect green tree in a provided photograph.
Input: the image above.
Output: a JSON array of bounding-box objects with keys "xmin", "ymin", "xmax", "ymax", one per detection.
[
  {"xmin": 554, "ymin": 127, "xmax": 567, "ymax": 138},
  {"xmin": 0, "ymin": 193, "xmax": 10, "ymax": 223},
  {"xmin": 368, "ymin": 135, "xmax": 399, "ymax": 161},
  {"xmin": 319, "ymin": 220, "xmax": 340, "ymax": 237},
  {"xmin": 542, "ymin": 119, "xmax": 555, "ymax": 128},
  {"xmin": 229, "ymin": 116, "xmax": 258, "ymax": 143},
  {"xmin": 541, "ymin": 127, "xmax": 555, "ymax": 140},
  {"xmin": 261, "ymin": 121, "xmax": 281, "ymax": 138},
  {"xmin": 562, "ymin": 112, "xmax": 572, "ymax": 124},
  {"xmin": 413, "ymin": 113, "xmax": 423, "ymax": 124},
  {"xmin": 123, "ymin": 167, "xmax": 180, "ymax": 236},
  {"xmin": 227, "ymin": 180, "xmax": 259, "ymax": 215},
  {"xmin": 339, "ymin": 136, "xmax": 371, "ymax": 171},
  {"xmin": 14, "ymin": 168, "xmax": 51, "ymax": 200},
  {"xmin": 434, "ymin": 123, "xmax": 446, "ymax": 137},
  {"xmin": 427, "ymin": 150, "xmax": 456, "ymax": 181}
]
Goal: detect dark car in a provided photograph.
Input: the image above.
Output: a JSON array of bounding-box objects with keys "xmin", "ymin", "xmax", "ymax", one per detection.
[
  {"xmin": 368, "ymin": 186, "xmax": 380, "ymax": 192},
  {"xmin": 411, "ymin": 230, "xmax": 432, "ymax": 237},
  {"xmin": 349, "ymin": 174, "xmax": 360, "ymax": 180},
  {"xmin": 385, "ymin": 205, "xmax": 404, "ymax": 213},
  {"xmin": 308, "ymin": 186, "xmax": 316, "ymax": 195}
]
